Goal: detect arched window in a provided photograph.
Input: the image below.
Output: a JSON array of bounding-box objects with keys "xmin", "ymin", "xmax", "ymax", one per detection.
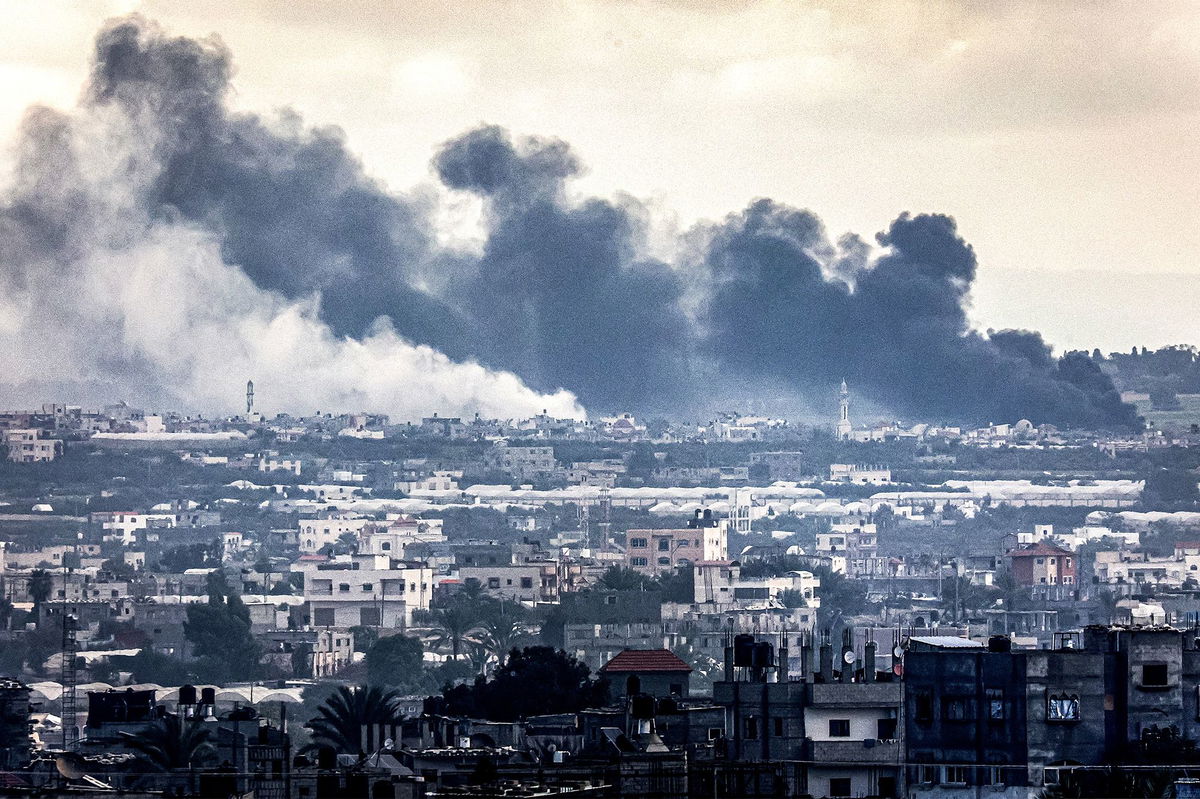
[{"xmin": 1047, "ymin": 693, "xmax": 1080, "ymax": 721}]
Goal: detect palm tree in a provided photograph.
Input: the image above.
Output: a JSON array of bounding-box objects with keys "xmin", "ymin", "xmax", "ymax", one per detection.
[
  {"xmin": 27, "ymin": 569, "xmax": 52, "ymax": 608},
  {"xmin": 429, "ymin": 604, "xmax": 482, "ymax": 660},
  {"xmin": 478, "ymin": 616, "xmax": 527, "ymax": 670},
  {"xmin": 120, "ymin": 715, "xmax": 217, "ymax": 771},
  {"xmin": 306, "ymin": 685, "xmax": 405, "ymax": 754}
]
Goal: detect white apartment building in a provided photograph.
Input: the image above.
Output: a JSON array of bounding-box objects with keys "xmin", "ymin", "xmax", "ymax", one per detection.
[
  {"xmin": 456, "ymin": 561, "xmax": 563, "ymax": 603},
  {"xmin": 304, "ymin": 554, "xmax": 432, "ymax": 629},
  {"xmin": 298, "ymin": 515, "xmax": 373, "ymax": 553},
  {"xmin": 692, "ymin": 561, "xmax": 821, "ymax": 608}
]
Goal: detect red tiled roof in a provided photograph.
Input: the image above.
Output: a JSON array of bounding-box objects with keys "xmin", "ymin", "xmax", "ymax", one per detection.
[{"xmin": 599, "ymin": 649, "xmax": 692, "ymax": 674}]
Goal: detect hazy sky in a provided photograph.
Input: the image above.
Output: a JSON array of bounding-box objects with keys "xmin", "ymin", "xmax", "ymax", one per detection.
[{"xmin": 3, "ymin": 0, "xmax": 1198, "ymax": 353}]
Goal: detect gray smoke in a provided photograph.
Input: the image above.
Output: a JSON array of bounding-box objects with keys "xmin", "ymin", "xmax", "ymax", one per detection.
[{"xmin": 0, "ymin": 16, "xmax": 1141, "ymax": 429}]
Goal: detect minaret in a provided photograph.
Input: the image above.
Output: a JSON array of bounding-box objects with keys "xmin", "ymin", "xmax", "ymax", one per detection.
[
  {"xmin": 837, "ymin": 378, "xmax": 852, "ymax": 441},
  {"xmin": 246, "ymin": 380, "xmax": 255, "ymax": 416}
]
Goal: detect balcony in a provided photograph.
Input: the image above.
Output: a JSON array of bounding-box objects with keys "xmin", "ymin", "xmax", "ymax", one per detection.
[{"xmin": 808, "ymin": 738, "xmax": 901, "ymax": 765}]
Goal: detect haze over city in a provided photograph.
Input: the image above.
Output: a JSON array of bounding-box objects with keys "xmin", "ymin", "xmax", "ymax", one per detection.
[{"xmin": 0, "ymin": 1, "xmax": 1197, "ymax": 423}]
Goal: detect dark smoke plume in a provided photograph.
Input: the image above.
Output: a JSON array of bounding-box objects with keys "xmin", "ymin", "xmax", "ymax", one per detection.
[{"xmin": 0, "ymin": 16, "xmax": 1141, "ymax": 429}]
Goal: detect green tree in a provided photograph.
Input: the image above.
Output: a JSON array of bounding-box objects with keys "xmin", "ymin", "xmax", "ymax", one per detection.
[
  {"xmin": 119, "ymin": 648, "xmax": 192, "ymax": 686},
  {"xmin": 306, "ymin": 685, "xmax": 405, "ymax": 754},
  {"xmin": 440, "ymin": 646, "xmax": 608, "ymax": 722},
  {"xmin": 365, "ymin": 635, "xmax": 424, "ymax": 688},
  {"xmin": 598, "ymin": 565, "xmax": 655, "ymax": 591},
  {"xmin": 120, "ymin": 714, "xmax": 217, "ymax": 771},
  {"xmin": 184, "ymin": 571, "xmax": 261, "ymax": 681},
  {"xmin": 349, "ymin": 625, "xmax": 379, "ymax": 653},
  {"xmin": 428, "ymin": 604, "xmax": 483, "ymax": 660},
  {"xmin": 477, "ymin": 616, "xmax": 529, "ymax": 670},
  {"xmin": 27, "ymin": 569, "xmax": 52, "ymax": 607}
]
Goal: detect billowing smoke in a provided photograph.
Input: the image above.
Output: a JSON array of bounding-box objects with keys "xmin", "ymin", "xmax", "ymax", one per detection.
[
  {"xmin": 0, "ymin": 16, "xmax": 1140, "ymax": 429},
  {"xmin": 0, "ymin": 16, "xmax": 582, "ymax": 420}
]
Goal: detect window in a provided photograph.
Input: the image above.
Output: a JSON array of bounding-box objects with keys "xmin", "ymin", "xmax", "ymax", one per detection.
[
  {"xmin": 631, "ymin": 557, "xmax": 648, "ymax": 567},
  {"xmin": 877, "ymin": 717, "xmax": 897, "ymax": 740},
  {"xmin": 829, "ymin": 778, "xmax": 852, "ymax": 797},
  {"xmin": 773, "ymin": 717, "xmax": 784, "ymax": 736},
  {"xmin": 987, "ymin": 766, "xmax": 1004, "ymax": 786},
  {"xmin": 488, "ymin": 578, "xmax": 501, "ymax": 589},
  {"xmin": 361, "ymin": 583, "xmax": 374, "ymax": 592},
  {"xmin": 915, "ymin": 691, "xmax": 934, "ymax": 724},
  {"xmin": 520, "ymin": 577, "xmax": 533, "ymax": 589},
  {"xmin": 944, "ymin": 698, "xmax": 969, "ymax": 721},
  {"xmin": 1036, "ymin": 558, "xmax": 1044, "ymax": 565},
  {"xmin": 987, "ymin": 688, "xmax": 1005, "ymax": 720},
  {"xmin": 1047, "ymin": 693, "xmax": 1080, "ymax": 721},
  {"xmin": 605, "ymin": 595, "xmax": 618, "ymax": 605},
  {"xmin": 658, "ymin": 539, "xmax": 671, "ymax": 551},
  {"xmin": 1142, "ymin": 663, "xmax": 1169, "ymax": 687},
  {"xmin": 360, "ymin": 607, "xmax": 381, "ymax": 626},
  {"xmin": 744, "ymin": 717, "xmax": 758, "ymax": 739},
  {"xmin": 630, "ymin": 538, "xmax": 647, "ymax": 548},
  {"xmin": 338, "ymin": 583, "xmax": 350, "ymax": 592},
  {"xmin": 828, "ymin": 719, "xmax": 851, "ymax": 737},
  {"xmin": 313, "ymin": 608, "xmax": 335, "ymax": 626},
  {"xmin": 658, "ymin": 557, "xmax": 671, "ymax": 566},
  {"xmin": 919, "ymin": 765, "xmax": 939, "ymax": 785},
  {"xmin": 707, "ymin": 728, "xmax": 723, "ymax": 741},
  {"xmin": 944, "ymin": 766, "xmax": 968, "ymax": 785}
]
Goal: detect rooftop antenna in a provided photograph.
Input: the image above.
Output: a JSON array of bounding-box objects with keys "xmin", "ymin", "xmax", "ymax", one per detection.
[{"xmin": 246, "ymin": 380, "xmax": 255, "ymax": 416}]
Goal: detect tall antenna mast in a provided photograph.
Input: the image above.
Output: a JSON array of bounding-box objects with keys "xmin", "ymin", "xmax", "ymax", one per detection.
[{"xmin": 61, "ymin": 611, "xmax": 78, "ymax": 751}]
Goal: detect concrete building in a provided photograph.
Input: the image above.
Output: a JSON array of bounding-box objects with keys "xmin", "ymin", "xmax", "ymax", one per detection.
[
  {"xmin": 599, "ymin": 649, "xmax": 693, "ymax": 699},
  {"xmin": 304, "ymin": 554, "xmax": 432, "ymax": 629},
  {"xmin": 4, "ymin": 428, "xmax": 62, "ymax": 462},
  {"xmin": 625, "ymin": 510, "xmax": 728, "ymax": 575},
  {"xmin": 1008, "ymin": 542, "xmax": 1076, "ymax": 589}
]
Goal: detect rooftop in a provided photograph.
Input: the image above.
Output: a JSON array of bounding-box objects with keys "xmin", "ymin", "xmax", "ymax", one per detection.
[{"xmin": 599, "ymin": 649, "xmax": 692, "ymax": 674}]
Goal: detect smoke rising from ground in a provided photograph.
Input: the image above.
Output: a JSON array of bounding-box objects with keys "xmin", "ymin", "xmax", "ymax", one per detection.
[
  {"xmin": 0, "ymin": 17, "xmax": 1139, "ymax": 428},
  {"xmin": 0, "ymin": 17, "xmax": 582, "ymax": 420}
]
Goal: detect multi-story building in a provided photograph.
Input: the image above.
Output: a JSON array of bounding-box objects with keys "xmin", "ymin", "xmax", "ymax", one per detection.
[
  {"xmin": 1008, "ymin": 542, "xmax": 1077, "ymax": 592},
  {"xmin": 625, "ymin": 511, "xmax": 728, "ymax": 575},
  {"xmin": 903, "ymin": 627, "xmax": 1200, "ymax": 797},
  {"xmin": 456, "ymin": 560, "xmax": 562, "ymax": 603},
  {"xmin": 304, "ymin": 554, "xmax": 432, "ymax": 629},
  {"xmin": 297, "ymin": 513, "xmax": 373, "ymax": 554},
  {"xmin": 3, "ymin": 428, "xmax": 62, "ymax": 462},
  {"xmin": 692, "ymin": 561, "xmax": 820, "ymax": 609}
]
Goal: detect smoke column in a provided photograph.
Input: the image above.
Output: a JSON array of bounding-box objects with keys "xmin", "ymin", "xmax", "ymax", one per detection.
[{"xmin": 0, "ymin": 16, "xmax": 1140, "ymax": 429}]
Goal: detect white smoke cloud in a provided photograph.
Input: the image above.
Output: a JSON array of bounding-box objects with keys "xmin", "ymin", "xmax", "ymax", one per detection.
[{"xmin": 0, "ymin": 101, "xmax": 584, "ymax": 420}]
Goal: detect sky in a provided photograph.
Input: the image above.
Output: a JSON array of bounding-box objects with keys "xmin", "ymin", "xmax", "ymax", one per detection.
[{"xmin": 1, "ymin": 0, "xmax": 1198, "ymax": 355}]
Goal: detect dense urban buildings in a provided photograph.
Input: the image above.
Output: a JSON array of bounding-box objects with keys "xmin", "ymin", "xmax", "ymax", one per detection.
[{"xmin": 0, "ymin": 390, "xmax": 1196, "ymax": 798}]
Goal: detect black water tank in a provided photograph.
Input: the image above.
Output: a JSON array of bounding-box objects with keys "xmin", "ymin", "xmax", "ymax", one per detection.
[
  {"xmin": 201, "ymin": 687, "xmax": 217, "ymax": 705},
  {"xmin": 752, "ymin": 641, "xmax": 775, "ymax": 669},
  {"xmin": 988, "ymin": 635, "xmax": 1011, "ymax": 653},
  {"xmin": 179, "ymin": 684, "xmax": 197, "ymax": 706},
  {"xmin": 630, "ymin": 694, "xmax": 656, "ymax": 720},
  {"xmin": 733, "ymin": 634, "xmax": 757, "ymax": 667}
]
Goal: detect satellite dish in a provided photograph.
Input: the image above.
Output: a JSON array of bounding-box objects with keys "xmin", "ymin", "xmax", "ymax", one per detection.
[
  {"xmin": 892, "ymin": 645, "xmax": 905, "ymax": 659},
  {"xmin": 383, "ymin": 738, "xmax": 394, "ymax": 750},
  {"xmin": 56, "ymin": 754, "xmax": 86, "ymax": 781},
  {"xmin": 843, "ymin": 650, "xmax": 856, "ymax": 664}
]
